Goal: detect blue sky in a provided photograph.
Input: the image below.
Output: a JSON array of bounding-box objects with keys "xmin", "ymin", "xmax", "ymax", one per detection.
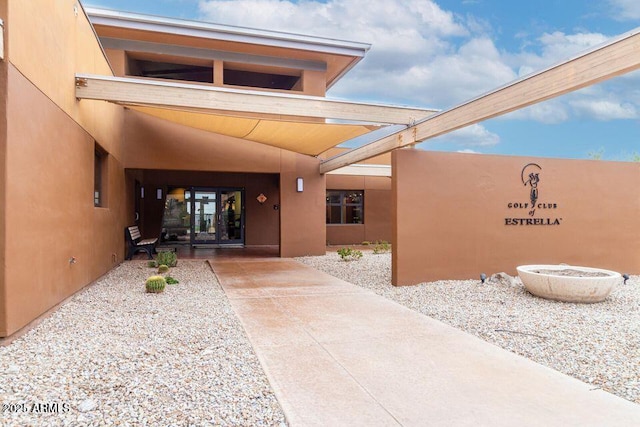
[{"xmin": 83, "ymin": 0, "xmax": 640, "ymax": 160}]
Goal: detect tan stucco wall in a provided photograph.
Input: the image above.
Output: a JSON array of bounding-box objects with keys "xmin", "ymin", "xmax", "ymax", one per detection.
[
  {"xmin": 280, "ymin": 151, "xmax": 326, "ymax": 257},
  {"xmin": 0, "ymin": 0, "xmax": 8, "ymax": 336},
  {"xmin": 3, "ymin": 66, "xmax": 126, "ymax": 335},
  {"xmin": 7, "ymin": 0, "xmax": 122, "ymax": 153},
  {"xmin": 326, "ymin": 175, "xmax": 392, "ymax": 245},
  {"xmin": 1, "ymin": 0, "xmax": 127, "ymax": 336},
  {"xmin": 392, "ymin": 149, "xmax": 640, "ymax": 285}
]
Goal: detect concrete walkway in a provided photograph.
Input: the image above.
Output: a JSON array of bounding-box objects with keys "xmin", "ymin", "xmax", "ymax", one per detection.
[{"xmin": 209, "ymin": 257, "xmax": 640, "ymax": 427}]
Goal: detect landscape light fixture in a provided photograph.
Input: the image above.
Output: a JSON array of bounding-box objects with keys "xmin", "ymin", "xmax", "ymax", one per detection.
[
  {"xmin": 156, "ymin": 188, "xmax": 163, "ymax": 200},
  {"xmin": 140, "ymin": 187, "xmax": 145, "ymax": 199},
  {"xmin": 623, "ymin": 273, "xmax": 630, "ymax": 284},
  {"xmin": 296, "ymin": 177, "xmax": 304, "ymax": 193},
  {"xmin": 480, "ymin": 273, "xmax": 487, "ymax": 284}
]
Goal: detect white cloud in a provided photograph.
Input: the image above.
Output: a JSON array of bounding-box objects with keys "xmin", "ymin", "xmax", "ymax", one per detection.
[
  {"xmin": 570, "ymin": 99, "xmax": 638, "ymax": 120},
  {"xmin": 510, "ymin": 31, "xmax": 609, "ymax": 77},
  {"xmin": 425, "ymin": 124, "xmax": 500, "ymax": 148},
  {"xmin": 608, "ymin": 0, "xmax": 640, "ymax": 20},
  {"xmin": 457, "ymin": 148, "xmax": 480, "ymax": 154},
  {"xmin": 506, "ymin": 100, "xmax": 570, "ymax": 124}
]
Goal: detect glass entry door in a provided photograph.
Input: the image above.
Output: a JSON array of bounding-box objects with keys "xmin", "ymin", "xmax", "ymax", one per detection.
[
  {"xmin": 219, "ymin": 190, "xmax": 243, "ymax": 244},
  {"xmin": 188, "ymin": 188, "xmax": 244, "ymax": 246},
  {"xmin": 190, "ymin": 190, "xmax": 218, "ymax": 244}
]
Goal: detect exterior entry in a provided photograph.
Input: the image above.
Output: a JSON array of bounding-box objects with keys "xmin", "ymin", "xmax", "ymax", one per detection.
[{"xmin": 162, "ymin": 187, "xmax": 245, "ymax": 247}]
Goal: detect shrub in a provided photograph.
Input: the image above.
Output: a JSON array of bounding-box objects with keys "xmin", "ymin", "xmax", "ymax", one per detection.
[
  {"xmin": 147, "ymin": 260, "xmax": 158, "ymax": 268},
  {"xmin": 337, "ymin": 247, "xmax": 363, "ymax": 261},
  {"xmin": 157, "ymin": 264, "xmax": 170, "ymax": 274},
  {"xmin": 145, "ymin": 275, "xmax": 166, "ymax": 293},
  {"xmin": 361, "ymin": 241, "xmax": 371, "ymax": 246},
  {"xmin": 373, "ymin": 240, "xmax": 390, "ymax": 254},
  {"xmin": 165, "ymin": 276, "xmax": 179, "ymax": 285},
  {"xmin": 156, "ymin": 250, "xmax": 177, "ymax": 267}
]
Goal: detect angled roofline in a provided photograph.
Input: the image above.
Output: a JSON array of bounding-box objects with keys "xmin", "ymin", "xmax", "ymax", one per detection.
[{"xmin": 84, "ymin": 7, "xmax": 371, "ymax": 58}]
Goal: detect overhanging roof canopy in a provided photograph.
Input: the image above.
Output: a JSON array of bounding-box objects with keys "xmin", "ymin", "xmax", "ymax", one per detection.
[
  {"xmin": 75, "ymin": 74, "xmax": 437, "ymax": 155},
  {"xmin": 127, "ymin": 105, "xmax": 378, "ymax": 155}
]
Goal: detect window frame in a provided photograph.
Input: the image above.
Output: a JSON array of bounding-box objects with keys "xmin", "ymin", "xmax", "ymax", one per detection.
[{"xmin": 326, "ymin": 190, "xmax": 364, "ymax": 225}]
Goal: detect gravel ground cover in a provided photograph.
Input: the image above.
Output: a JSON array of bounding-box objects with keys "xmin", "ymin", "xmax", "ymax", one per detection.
[
  {"xmin": 297, "ymin": 251, "xmax": 640, "ymax": 405},
  {"xmin": 0, "ymin": 260, "xmax": 286, "ymax": 426}
]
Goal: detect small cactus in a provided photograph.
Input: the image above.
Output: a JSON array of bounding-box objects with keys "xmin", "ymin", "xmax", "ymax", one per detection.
[
  {"xmin": 145, "ymin": 275, "xmax": 166, "ymax": 293},
  {"xmin": 157, "ymin": 264, "xmax": 169, "ymax": 274},
  {"xmin": 337, "ymin": 247, "xmax": 363, "ymax": 261},
  {"xmin": 156, "ymin": 251, "xmax": 178, "ymax": 267}
]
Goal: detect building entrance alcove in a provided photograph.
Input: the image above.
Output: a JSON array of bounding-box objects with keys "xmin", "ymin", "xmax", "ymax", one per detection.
[{"xmin": 129, "ymin": 169, "xmax": 281, "ymax": 252}]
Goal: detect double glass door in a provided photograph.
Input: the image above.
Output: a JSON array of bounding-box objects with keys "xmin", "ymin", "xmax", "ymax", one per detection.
[
  {"xmin": 163, "ymin": 188, "xmax": 244, "ymax": 246},
  {"xmin": 187, "ymin": 188, "xmax": 244, "ymax": 245}
]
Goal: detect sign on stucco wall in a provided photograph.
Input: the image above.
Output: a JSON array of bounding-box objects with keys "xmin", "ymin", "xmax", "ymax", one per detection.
[{"xmin": 505, "ymin": 163, "xmax": 562, "ymax": 226}]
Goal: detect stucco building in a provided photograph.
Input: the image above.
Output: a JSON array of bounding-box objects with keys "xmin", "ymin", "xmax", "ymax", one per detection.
[{"xmin": 0, "ymin": 1, "xmax": 436, "ymax": 337}]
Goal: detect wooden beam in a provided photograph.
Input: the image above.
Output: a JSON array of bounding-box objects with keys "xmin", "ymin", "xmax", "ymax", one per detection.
[
  {"xmin": 320, "ymin": 28, "xmax": 640, "ymax": 174},
  {"xmin": 75, "ymin": 74, "xmax": 437, "ymax": 125},
  {"xmin": 326, "ymin": 164, "xmax": 392, "ymax": 177}
]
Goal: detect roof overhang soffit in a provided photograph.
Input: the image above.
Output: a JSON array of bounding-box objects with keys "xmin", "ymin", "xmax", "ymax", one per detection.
[{"xmin": 75, "ymin": 74, "xmax": 436, "ymax": 125}]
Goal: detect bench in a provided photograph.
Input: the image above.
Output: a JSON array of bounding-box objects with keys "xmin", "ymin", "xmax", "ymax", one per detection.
[{"xmin": 125, "ymin": 225, "xmax": 158, "ymax": 260}]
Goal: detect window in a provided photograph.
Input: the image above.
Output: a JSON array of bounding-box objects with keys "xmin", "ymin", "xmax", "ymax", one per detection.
[
  {"xmin": 224, "ymin": 63, "xmax": 301, "ymax": 91},
  {"xmin": 326, "ymin": 190, "xmax": 364, "ymax": 224},
  {"xmin": 94, "ymin": 144, "xmax": 107, "ymax": 207},
  {"xmin": 128, "ymin": 58, "xmax": 214, "ymax": 84}
]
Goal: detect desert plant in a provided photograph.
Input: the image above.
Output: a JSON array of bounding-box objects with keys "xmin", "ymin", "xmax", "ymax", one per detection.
[
  {"xmin": 373, "ymin": 240, "xmax": 390, "ymax": 254},
  {"xmin": 587, "ymin": 147, "xmax": 605, "ymax": 160},
  {"xmin": 145, "ymin": 275, "xmax": 166, "ymax": 293},
  {"xmin": 156, "ymin": 250, "xmax": 177, "ymax": 267},
  {"xmin": 157, "ymin": 264, "xmax": 170, "ymax": 274},
  {"xmin": 165, "ymin": 276, "xmax": 179, "ymax": 285},
  {"xmin": 337, "ymin": 247, "xmax": 363, "ymax": 261},
  {"xmin": 361, "ymin": 241, "xmax": 371, "ymax": 246},
  {"xmin": 147, "ymin": 260, "xmax": 158, "ymax": 268}
]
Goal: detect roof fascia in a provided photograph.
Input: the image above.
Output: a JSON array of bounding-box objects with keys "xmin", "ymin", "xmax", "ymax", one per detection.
[
  {"xmin": 100, "ymin": 37, "xmax": 327, "ymax": 71},
  {"xmin": 85, "ymin": 7, "xmax": 371, "ymax": 58}
]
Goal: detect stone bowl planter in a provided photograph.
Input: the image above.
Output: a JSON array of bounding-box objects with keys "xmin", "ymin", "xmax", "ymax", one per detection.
[{"xmin": 516, "ymin": 264, "xmax": 622, "ymax": 303}]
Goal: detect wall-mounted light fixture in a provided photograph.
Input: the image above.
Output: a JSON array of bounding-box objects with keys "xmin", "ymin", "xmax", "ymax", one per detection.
[
  {"xmin": 140, "ymin": 187, "xmax": 145, "ymax": 199},
  {"xmin": 156, "ymin": 188, "xmax": 163, "ymax": 200},
  {"xmin": 0, "ymin": 19, "xmax": 4, "ymax": 60},
  {"xmin": 296, "ymin": 177, "xmax": 304, "ymax": 193}
]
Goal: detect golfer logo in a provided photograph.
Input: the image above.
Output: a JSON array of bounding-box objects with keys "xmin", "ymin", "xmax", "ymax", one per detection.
[{"xmin": 521, "ymin": 163, "xmax": 541, "ymax": 216}]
